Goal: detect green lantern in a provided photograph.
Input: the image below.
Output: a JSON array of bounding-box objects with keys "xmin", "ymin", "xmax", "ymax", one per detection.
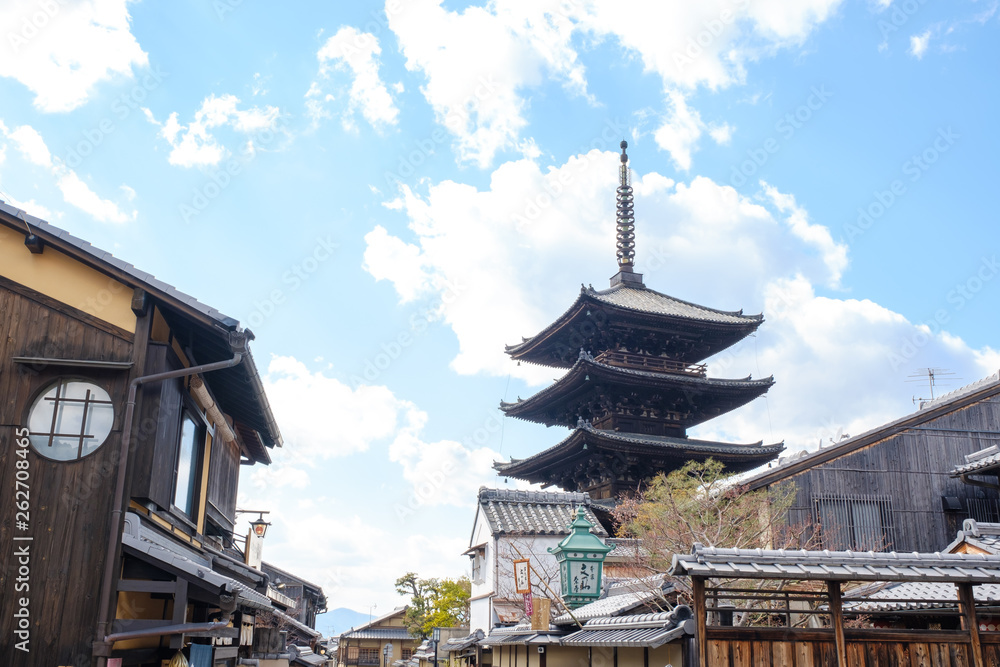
[{"xmin": 548, "ymin": 507, "xmax": 613, "ymax": 608}]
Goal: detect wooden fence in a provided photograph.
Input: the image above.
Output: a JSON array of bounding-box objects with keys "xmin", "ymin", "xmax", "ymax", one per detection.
[{"xmin": 700, "ymin": 627, "xmax": 1000, "ymax": 666}]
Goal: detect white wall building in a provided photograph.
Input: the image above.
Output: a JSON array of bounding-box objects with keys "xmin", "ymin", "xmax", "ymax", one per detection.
[{"xmin": 465, "ymin": 488, "xmax": 609, "ymax": 633}]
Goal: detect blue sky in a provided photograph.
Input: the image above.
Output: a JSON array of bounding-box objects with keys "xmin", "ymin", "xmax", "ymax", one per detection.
[{"xmin": 1, "ymin": 0, "xmax": 999, "ymax": 635}]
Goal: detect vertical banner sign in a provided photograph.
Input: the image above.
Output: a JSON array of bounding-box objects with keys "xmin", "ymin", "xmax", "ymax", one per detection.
[
  {"xmin": 523, "ymin": 593, "xmax": 533, "ymax": 617},
  {"xmin": 514, "ymin": 559, "xmax": 531, "ymax": 593},
  {"xmin": 246, "ymin": 529, "xmax": 264, "ymax": 569}
]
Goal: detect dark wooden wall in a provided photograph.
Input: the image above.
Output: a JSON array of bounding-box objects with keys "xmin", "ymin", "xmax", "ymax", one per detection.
[
  {"xmin": 0, "ymin": 279, "xmax": 143, "ymax": 666},
  {"xmin": 775, "ymin": 398, "xmax": 1000, "ymax": 553}
]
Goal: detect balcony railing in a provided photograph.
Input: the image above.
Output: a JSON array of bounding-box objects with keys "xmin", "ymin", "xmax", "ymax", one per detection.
[{"xmin": 595, "ymin": 351, "xmax": 707, "ymax": 377}]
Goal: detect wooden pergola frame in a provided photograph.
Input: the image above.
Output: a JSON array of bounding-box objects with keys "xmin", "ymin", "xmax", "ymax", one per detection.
[{"xmin": 672, "ymin": 545, "xmax": 1000, "ymax": 667}]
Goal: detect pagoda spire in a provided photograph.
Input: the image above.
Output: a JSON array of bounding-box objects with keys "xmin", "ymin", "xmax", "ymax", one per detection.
[{"xmin": 611, "ymin": 140, "xmax": 643, "ymax": 287}]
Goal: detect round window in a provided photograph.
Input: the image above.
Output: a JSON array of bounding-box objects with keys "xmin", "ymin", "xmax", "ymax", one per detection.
[{"xmin": 27, "ymin": 379, "xmax": 115, "ymax": 461}]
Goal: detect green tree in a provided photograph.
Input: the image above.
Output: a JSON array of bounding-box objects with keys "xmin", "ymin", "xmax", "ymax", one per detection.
[{"xmin": 394, "ymin": 573, "xmax": 471, "ymax": 638}]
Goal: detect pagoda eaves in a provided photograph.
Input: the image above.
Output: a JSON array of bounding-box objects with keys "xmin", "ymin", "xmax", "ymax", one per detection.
[
  {"xmin": 500, "ymin": 351, "xmax": 773, "ymax": 432},
  {"xmin": 506, "ymin": 282, "xmax": 763, "ymax": 368},
  {"xmin": 493, "ymin": 422, "xmax": 784, "ymax": 496}
]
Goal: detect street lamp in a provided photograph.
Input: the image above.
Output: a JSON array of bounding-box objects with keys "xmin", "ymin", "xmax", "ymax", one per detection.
[
  {"xmin": 236, "ymin": 509, "xmax": 272, "ymax": 538},
  {"xmin": 432, "ymin": 628, "xmax": 441, "ymax": 667},
  {"xmin": 548, "ymin": 507, "xmax": 612, "ymax": 609}
]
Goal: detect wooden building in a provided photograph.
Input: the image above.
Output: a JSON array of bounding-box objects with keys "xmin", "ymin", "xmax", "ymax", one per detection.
[
  {"xmin": 744, "ymin": 371, "xmax": 1000, "ymax": 553},
  {"xmin": 670, "ymin": 544, "xmax": 1000, "ymax": 667},
  {"xmin": 494, "ymin": 141, "xmax": 780, "ymax": 500},
  {"xmin": 337, "ymin": 607, "xmax": 422, "ymax": 667},
  {"xmin": 0, "ymin": 204, "xmax": 322, "ymax": 665},
  {"xmin": 264, "ymin": 561, "xmax": 331, "ymax": 640}
]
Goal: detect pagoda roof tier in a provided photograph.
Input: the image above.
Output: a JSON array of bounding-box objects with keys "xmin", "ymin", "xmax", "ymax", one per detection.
[
  {"xmin": 500, "ymin": 353, "xmax": 773, "ymax": 429},
  {"xmin": 506, "ymin": 283, "xmax": 763, "ymax": 368},
  {"xmin": 493, "ymin": 423, "xmax": 784, "ymax": 491}
]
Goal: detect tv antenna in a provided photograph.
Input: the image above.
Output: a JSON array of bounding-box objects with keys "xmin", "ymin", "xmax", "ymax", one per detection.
[{"xmin": 907, "ymin": 367, "xmax": 958, "ymax": 406}]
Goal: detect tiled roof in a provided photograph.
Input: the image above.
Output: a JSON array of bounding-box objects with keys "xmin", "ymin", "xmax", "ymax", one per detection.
[
  {"xmin": 444, "ymin": 630, "xmax": 485, "ymax": 652},
  {"xmin": 605, "ymin": 538, "xmax": 650, "ymax": 561},
  {"xmin": 477, "ymin": 488, "xmax": 607, "ymax": 536},
  {"xmin": 121, "ymin": 512, "xmax": 272, "ymax": 611},
  {"xmin": 501, "ymin": 354, "xmax": 773, "ymax": 411},
  {"xmin": 953, "ymin": 445, "xmax": 1000, "ymax": 476},
  {"xmin": 344, "ymin": 606, "xmax": 408, "ymax": 633},
  {"xmin": 276, "ymin": 608, "xmax": 322, "ymax": 639},
  {"xmin": 500, "ymin": 354, "xmax": 773, "ymax": 429},
  {"xmin": 340, "ymin": 628, "xmax": 414, "ymax": 641},
  {"xmin": 944, "ymin": 519, "xmax": 1000, "ymax": 555},
  {"xmin": 585, "ymin": 284, "xmax": 761, "ymax": 325},
  {"xmin": 670, "ymin": 544, "xmax": 1000, "ymax": 583},
  {"xmin": 494, "ymin": 422, "xmax": 783, "ymax": 478},
  {"xmin": 553, "ymin": 587, "xmax": 663, "ymax": 625},
  {"xmin": 0, "ymin": 200, "xmax": 238, "ymax": 326},
  {"xmin": 921, "ymin": 371, "xmax": 1000, "ymax": 411},
  {"xmin": 559, "ymin": 608, "xmax": 693, "ymax": 648},
  {"xmin": 0, "ymin": 202, "xmax": 283, "ymax": 452},
  {"xmin": 744, "ymin": 370, "xmax": 1000, "ymax": 490},
  {"xmin": 842, "ymin": 581, "xmax": 1000, "ymax": 612}
]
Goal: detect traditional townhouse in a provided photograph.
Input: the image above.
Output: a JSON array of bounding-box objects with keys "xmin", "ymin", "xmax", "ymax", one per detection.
[{"xmin": 0, "ymin": 203, "xmax": 322, "ymax": 666}]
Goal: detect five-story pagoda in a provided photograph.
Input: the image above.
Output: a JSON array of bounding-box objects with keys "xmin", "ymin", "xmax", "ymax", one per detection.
[{"xmin": 494, "ymin": 141, "xmax": 783, "ymax": 500}]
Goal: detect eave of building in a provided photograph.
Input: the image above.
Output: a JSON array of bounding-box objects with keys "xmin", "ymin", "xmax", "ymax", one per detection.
[
  {"xmin": 499, "ymin": 354, "xmax": 773, "ymax": 428},
  {"xmin": 743, "ymin": 370, "xmax": 1000, "ymax": 491},
  {"xmin": 505, "ymin": 284, "xmax": 762, "ymax": 367},
  {"xmin": 0, "ymin": 203, "xmax": 282, "ymax": 454},
  {"xmin": 493, "ymin": 424, "xmax": 784, "ymax": 482}
]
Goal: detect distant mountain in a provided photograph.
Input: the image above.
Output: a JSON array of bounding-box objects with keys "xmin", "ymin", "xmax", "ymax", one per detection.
[{"xmin": 316, "ymin": 607, "xmax": 375, "ymax": 637}]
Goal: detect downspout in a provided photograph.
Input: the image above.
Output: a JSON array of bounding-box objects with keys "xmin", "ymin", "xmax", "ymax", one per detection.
[{"xmin": 95, "ymin": 340, "xmax": 247, "ymax": 664}]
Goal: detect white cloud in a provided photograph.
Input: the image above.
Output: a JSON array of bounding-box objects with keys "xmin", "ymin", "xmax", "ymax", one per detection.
[
  {"xmin": 9, "ymin": 125, "xmax": 52, "ymax": 167},
  {"xmin": 653, "ymin": 90, "xmax": 707, "ymax": 171},
  {"xmin": 365, "ymin": 149, "xmax": 998, "ymax": 456},
  {"xmin": 389, "ymin": 0, "xmax": 588, "ymax": 167},
  {"xmin": 0, "ymin": 0, "xmax": 147, "ymax": 112},
  {"xmin": 0, "ymin": 122, "xmax": 135, "ymax": 223},
  {"xmin": 145, "ymin": 94, "xmax": 282, "ymax": 168},
  {"xmin": 55, "ymin": 170, "xmax": 135, "ymax": 223},
  {"xmin": 388, "ymin": 0, "xmax": 843, "ymax": 168},
  {"xmin": 761, "ymin": 181, "xmax": 848, "ymax": 287},
  {"xmin": 262, "ymin": 355, "xmax": 420, "ymax": 458},
  {"xmin": 312, "ymin": 27, "xmax": 400, "ymax": 131},
  {"xmin": 388, "ymin": 414, "xmax": 505, "ymax": 509},
  {"xmin": 909, "ymin": 30, "xmax": 932, "ymax": 58},
  {"xmin": 244, "ymin": 354, "xmax": 506, "ymax": 609}
]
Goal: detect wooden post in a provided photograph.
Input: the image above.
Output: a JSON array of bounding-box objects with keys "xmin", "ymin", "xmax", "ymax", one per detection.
[
  {"xmin": 692, "ymin": 577, "xmax": 707, "ymax": 667},
  {"xmin": 826, "ymin": 581, "xmax": 847, "ymax": 667},
  {"xmin": 959, "ymin": 583, "xmax": 985, "ymax": 667}
]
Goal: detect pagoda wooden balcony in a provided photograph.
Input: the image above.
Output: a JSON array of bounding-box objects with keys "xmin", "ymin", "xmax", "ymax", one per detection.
[{"xmin": 595, "ymin": 351, "xmax": 707, "ymax": 377}]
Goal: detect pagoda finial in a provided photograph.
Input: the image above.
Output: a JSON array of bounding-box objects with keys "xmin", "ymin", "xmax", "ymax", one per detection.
[{"xmin": 616, "ymin": 140, "xmax": 635, "ymax": 272}]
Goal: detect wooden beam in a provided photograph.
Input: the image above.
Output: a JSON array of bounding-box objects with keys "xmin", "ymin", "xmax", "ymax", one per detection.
[
  {"xmin": 959, "ymin": 582, "xmax": 985, "ymax": 667},
  {"xmin": 692, "ymin": 577, "xmax": 707, "ymax": 667},
  {"xmin": 116, "ymin": 579, "xmax": 178, "ymax": 593},
  {"xmin": 169, "ymin": 579, "xmax": 188, "ymax": 650},
  {"xmin": 827, "ymin": 581, "xmax": 847, "ymax": 667}
]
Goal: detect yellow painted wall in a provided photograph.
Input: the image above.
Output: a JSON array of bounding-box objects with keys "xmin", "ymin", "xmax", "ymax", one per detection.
[
  {"xmin": 0, "ymin": 223, "xmax": 136, "ymax": 332},
  {"xmin": 545, "ymin": 645, "xmax": 588, "ymax": 667},
  {"xmin": 112, "ymin": 590, "xmax": 174, "ymax": 651},
  {"xmin": 649, "ymin": 644, "xmax": 682, "ymax": 667}
]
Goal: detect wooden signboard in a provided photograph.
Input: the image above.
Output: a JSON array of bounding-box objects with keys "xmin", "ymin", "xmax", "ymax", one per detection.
[
  {"xmin": 530, "ymin": 598, "xmax": 551, "ymax": 631},
  {"xmin": 246, "ymin": 529, "xmax": 264, "ymax": 569}
]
